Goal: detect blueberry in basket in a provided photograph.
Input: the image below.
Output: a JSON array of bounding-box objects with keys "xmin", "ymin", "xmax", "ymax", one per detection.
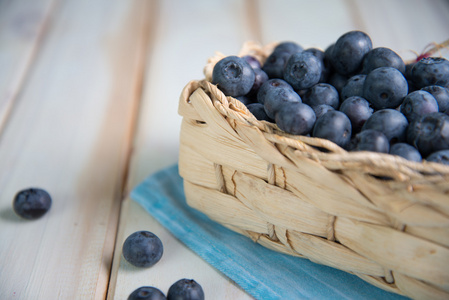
[
  {"xmin": 400, "ymin": 90, "xmax": 439, "ymax": 122},
  {"xmin": 426, "ymin": 149, "xmax": 449, "ymax": 165},
  {"xmin": 247, "ymin": 68, "xmax": 269, "ymax": 97},
  {"xmin": 348, "ymin": 129, "xmax": 390, "ymax": 153},
  {"xmin": 128, "ymin": 286, "xmax": 166, "ymax": 300},
  {"xmin": 262, "ymin": 41, "xmax": 303, "ymax": 79},
  {"xmin": 304, "ymin": 47, "xmax": 331, "ymax": 82},
  {"xmin": 362, "ymin": 66, "xmax": 408, "ymax": 109},
  {"xmin": 302, "ymin": 83, "xmax": 339, "ymax": 109},
  {"xmin": 167, "ymin": 279, "xmax": 204, "ymax": 300},
  {"xmin": 241, "ymin": 55, "xmax": 262, "ymax": 69},
  {"xmin": 421, "ymin": 85, "xmax": 449, "ymax": 113},
  {"xmin": 123, "ymin": 231, "xmax": 163, "ymax": 268},
  {"xmin": 262, "ymin": 83, "xmax": 302, "ymax": 119},
  {"xmin": 411, "ymin": 57, "xmax": 449, "ymax": 89},
  {"xmin": 313, "ymin": 104, "xmax": 335, "ymax": 119},
  {"xmin": 361, "ymin": 109, "xmax": 409, "ymax": 144},
  {"xmin": 212, "ymin": 56, "xmax": 255, "ymax": 97},
  {"xmin": 275, "ymin": 102, "xmax": 316, "ymax": 135},
  {"xmin": 327, "ymin": 72, "xmax": 349, "ymax": 94},
  {"xmin": 283, "ymin": 51, "xmax": 323, "ymax": 90},
  {"xmin": 339, "ymin": 96, "xmax": 373, "ymax": 133},
  {"xmin": 246, "ymin": 103, "xmax": 273, "ymax": 122},
  {"xmin": 340, "ymin": 74, "xmax": 366, "ymax": 101},
  {"xmin": 361, "ymin": 47, "xmax": 406, "ymax": 75},
  {"xmin": 389, "ymin": 143, "xmax": 422, "ymax": 162},
  {"xmin": 257, "ymin": 78, "xmax": 294, "ymax": 105},
  {"xmin": 312, "ymin": 110, "xmax": 352, "ymax": 148},
  {"xmin": 13, "ymin": 188, "xmax": 52, "ymax": 220},
  {"xmin": 407, "ymin": 112, "xmax": 449, "ymax": 157},
  {"xmin": 330, "ymin": 30, "xmax": 372, "ymax": 75}
]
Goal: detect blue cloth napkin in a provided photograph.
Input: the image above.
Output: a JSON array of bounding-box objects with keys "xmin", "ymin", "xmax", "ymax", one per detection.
[{"xmin": 131, "ymin": 164, "xmax": 408, "ymax": 300}]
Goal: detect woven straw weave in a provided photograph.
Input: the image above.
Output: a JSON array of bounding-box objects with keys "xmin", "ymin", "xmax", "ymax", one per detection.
[{"xmin": 177, "ymin": 42, "xmax": 449, "ymax": 300}]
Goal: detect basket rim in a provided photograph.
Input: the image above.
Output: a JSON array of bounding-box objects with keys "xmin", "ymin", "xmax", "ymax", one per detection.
[{"xmin": 180, "ymin": 79, "xmax": 449, "ymax": 180}]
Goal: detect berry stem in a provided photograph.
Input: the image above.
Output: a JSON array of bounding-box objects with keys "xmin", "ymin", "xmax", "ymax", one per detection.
[{"xmin": 415, "ymin": 39, "xmax": 449, "ymax": 62}]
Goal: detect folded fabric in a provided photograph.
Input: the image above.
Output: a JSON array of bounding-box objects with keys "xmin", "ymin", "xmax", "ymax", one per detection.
[{"xmin": 131, "ymin": 164, "xmax": 408, "ymax": 300}]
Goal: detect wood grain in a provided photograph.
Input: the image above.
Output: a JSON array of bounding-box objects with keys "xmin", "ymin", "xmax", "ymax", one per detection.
[
  {"xmin": 0, "ymin": 0, "xmax": 151, "ymax": 298},
  {"xmin": 0, "ymin": 0, "xmax": 57, "ymax": 133}
]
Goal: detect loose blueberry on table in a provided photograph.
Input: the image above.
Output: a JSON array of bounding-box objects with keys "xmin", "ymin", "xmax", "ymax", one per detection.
[
  {"xmin": 167, "ymin": 279, "xmax": 204, "ymax": 300},
  {"xmin": 211, "ymin": 30, "xmax": 449, "ymax": 164},
  {"xmin": 128, "ymin": 286, "xmax": 167, "ymax": 300},
  {"xmin": 13, "ymin": 188, "xmax": 52, "ymax": 220},
  {"xmin": 122, "ymin": 231, "xmax": 164, "ymax": 268}
]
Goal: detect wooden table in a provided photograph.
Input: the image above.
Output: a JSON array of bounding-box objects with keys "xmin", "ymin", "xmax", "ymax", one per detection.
[{"xmin": 1, "ymin": 1, "xmax": 448, "ymax": 299}]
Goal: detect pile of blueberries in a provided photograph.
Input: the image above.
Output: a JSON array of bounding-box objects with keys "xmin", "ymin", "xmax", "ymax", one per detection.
[{"xmin": 212, "ymin": 31, "xmax": 449, "ymax": 164}]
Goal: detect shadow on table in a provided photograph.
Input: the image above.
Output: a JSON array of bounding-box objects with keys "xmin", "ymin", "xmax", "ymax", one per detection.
[{"xmin": 0, "ymin": 206, "xmax": 23, "ymax": 223}]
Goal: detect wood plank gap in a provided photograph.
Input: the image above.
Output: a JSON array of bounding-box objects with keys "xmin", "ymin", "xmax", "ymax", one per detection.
[
  {"xmin": 245, "ymin": 0, "xmax": 263, "ymax": 43},
  {"xmin": 343, "ymin": 0, "xmax": 368, "ymax": 33},
  {"xmin": 0, "ymin": 0, "xmax": 60, "ymax": 136},
  {"xmin": 105, "ymin": 1, "xmax": 161, "ymax": 299}
]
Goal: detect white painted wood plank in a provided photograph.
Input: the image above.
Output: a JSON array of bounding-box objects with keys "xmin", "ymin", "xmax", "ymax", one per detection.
[
  {"xmin": 0, "ymin": 0, "xmax": 56, "ymax": 132},
  {"xmin": 257, "ymin": 0, "xmax": 358, "ymax": 49},
  {"xmin": 350, "ymin": 0, "xmax": 449, "ymax": 61},
  {"xmin": 109, "ymin": 0, "xmax": 258, "ymax": 299},
  {"xmin": 0, "ymin": 0, "xmax": 150, "ymax": 299}
]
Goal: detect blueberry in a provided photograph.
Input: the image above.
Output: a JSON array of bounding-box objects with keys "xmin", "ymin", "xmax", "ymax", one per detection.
[
  {"xmin": 405, "ymin": 62, "xmax": 416, "ymax": 81},
  {"xmin": 389, "ymin": 143, "xmax": 422, "ymax": 162},
  {"xmin": 275, "ymin": 102, "xmax": 316, "ymax": 135},
  {"xmin": 327, "ymin": 72, "xmax": 349, "ymax": 94},
  {"xmin": 262, "ymin": 50, "xmax": 293, "ymax": 79},
  {"xmin": 247, "ymin": 68, "xmax": 269, "ymax": 97},
  {"xmin": 362, "ymin": 109, "xmax": 409, "ymax": 143},
  {"xmin": 13, "ymin": 188, "xmax": 52, "ymax": 220},
  {"xmin": 246, "ymin": 103, "xmax": 273, "ymax": 122},
  {"xmin": 348, "ymin": 129, "xmax": 389, "ymax": 153},
  {"xmin": 339, "ymin": 96, "xmax": 373, "ymax": 133},
  {"xmin": 257, "ymin": 79, "xmax": 293, "ymax": 104},
  {"xmin": 405, "ymin": 62, "xmax": 417, "ymax": 92},
  {"xmin": 128, "ymin": 287, "xmax": 167, "ymax": 300},
  {"xmin": 274, "ymin": 41, "xmax": 304, "ymax": 54},
  {"xmin": 330, "ymin": 31, "xmax": 372, "ymax": 75},
  {"xmin": 426, "ymin": 149, "xmax": 449, "ymax": 165},
  {"xmin": 361, "ymin": 47, "xmax": 406, "ymax": 75},
  {"xmin": 324, "ymin": 43, "xmax": 335, "ymax": 73},
  {"xmin": 400, "ymin": 90, "xmax": 439, "ymax": 122},
  {"xmin": 303, "ymin": 83, "xmax": 339, "ymax": 109},
  {"xmin": 411, "ymin": 57, "xmax": 449, "ymax": 89},
  {"xmin": 304, "ymin": 48, "xmax": 331, "ymax": 82},
  {"xmin": 284, "ymin": 51, "xmax": 322, "ymax": 90},
  {"xmin": 212, "ymin": 56, "xmax": 256, "ymax": 97},
  {"xmin": 313, "ymin": 104, "xmax": 335, "ymax": 119},
  {"xmin": 303, "ymin": 48, "xmax": 325, "ymax": 61},
  {"xmin": 167, "ymin": 279, "xmax": 204, "ymax": 300},
  {"xmin": 263, "ymin": 86, "xmax": 301, "ymax": 119},
  {"xmin": 242, "ymin": 55, "xmax": 262, "ymax": 69},
  {"xmin": 312, "ymin": 110, "xmax": 352, "ymax": 148},
  {"xmin": 122, "ymin": 231, "xmax": 163, "ymax": 268},
  {"xmin": 363, "ymin": 67, "xmax": 408, "ymax": 109},
  {"xmin": 235, "ymin": 95, "xmax": 256, "ymax": 106},
  {"xmin": 340, "ymin": 74, "xmax": 366, "ymax": 101},
  {"xmin": 421, "ymin": 85, "xmax": 449, "ymax": 113},
  {"xmin": 407, "ymin": 112, "xmax": 449, "ymax": 157}
]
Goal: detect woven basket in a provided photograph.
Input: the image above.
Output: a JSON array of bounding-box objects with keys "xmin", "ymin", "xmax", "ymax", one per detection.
[{"xmin": 177, "ymin": 41, "xmax": 449, "ymax": 300}]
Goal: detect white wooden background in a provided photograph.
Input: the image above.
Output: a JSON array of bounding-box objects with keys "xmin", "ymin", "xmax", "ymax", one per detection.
[{"xmin": 0, "ymin": 0, "xmax": 448, "ymax": 299}]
